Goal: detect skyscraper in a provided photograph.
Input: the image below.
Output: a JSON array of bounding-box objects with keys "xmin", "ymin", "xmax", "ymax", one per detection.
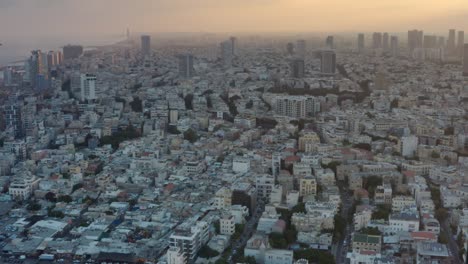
[
  {"xmin": 423, "ymin": 35, "xmax": 437, "ymax": 49},
  {"xmin": 458, "ymin": 31, "xmax": 465, "ymax": 57},
  {"xmin": 358, "ymin": 33, "xmax": 365, "ymax": 53},
  {"xmin": 408, "ymin": 30, "xmax": 423, "ymax": 52},
  {"xmin": 438, "ymin": 37, "xmax": 446, "ymax": 48},
  {"xmin": 463, "ymin": 44, "xmax": 468, "ymax": 76},
  {"xmin": 286, "ymin": 42, "xmax": 295, "ymax": 55},
  {"xmin": 448, "ymin": 29, "xmax": 456, "ymax": 55},
  {"xmin": 372, "ymin": 32, "xmax": 382, "ymax": 49},
  {"xmin": 177, "ymin": 54, "xmax": 194, "ymax": 78},
  {"xmin": 390, "ymin": 36, "xmax": 399, "ymax": 57},
  {"xmin": 326, "ymin": 36, "xmax": 334, "ymax": 49},
  {"xmin": 296, "ymin": 39, "xmax": 306, "ymax": 58},
  {"xmin": 220, "ymin": 40, "xmax": 233, "ymax": 68},
  {"xmin": 290, "ymin": 58, "xmax": 305, "ymax": 78},
  {"xmin": 3, "ymin": 97, "xmax": 22, "ymax": 138},
  {"xmin": 229, "ymin": 36, "xmax": 237, "ymax": 56},
  {"xmin": 27, "ymin": 50, "xmax": 49, "ymax": 90},
  {"xmin": 320, "ymin": 50, "xmax": 336, "ymax": 75},
  {"xmin": 80, "ymin": 73, "xmax": 97, "ymax": 102},
  {"xmin": 141, "ymin": 35, "xmax": 151, "ymax": 56},
  {"xmin": 382, "ymin": 33, "xmax": 389, "ymax": 51}
]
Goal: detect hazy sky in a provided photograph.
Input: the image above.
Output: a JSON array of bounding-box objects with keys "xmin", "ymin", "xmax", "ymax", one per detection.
[{"xmin": 1, "ymin": 0, "xmax": 468, "ymax": 36}]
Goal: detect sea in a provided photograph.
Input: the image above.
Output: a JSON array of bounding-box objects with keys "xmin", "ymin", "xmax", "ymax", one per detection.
[{"xmin": 0, "ymin": 34, "xmax": 124, "ymax": 66}]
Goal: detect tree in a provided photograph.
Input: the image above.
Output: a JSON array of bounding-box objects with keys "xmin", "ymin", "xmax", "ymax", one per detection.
[
  {"xmin": 183, "ymin": 129, "xmax": 198, "ymax": 143},
  {"xmin": 244, "ymin": 256, "xmax": 257, "ymax": 264},
  {"xmin": 435, "ymin": 208, "xmax": 448, "ymax": 222},
  {"xmin": 197, "ymin": 245, "xmax": 219, "ymax": 259},
  {"xmin": 292, "ymin": 203, "xmax": 306, "ymax": 214},
  {"xmin": 438, "ymin": 232, "xmax": 449, "ymax": 244},
  {"xmin": 363, "ymin": 176, "xmax": 383, "ymax": 199},
  {"xmin": 72, "ymin": 183, "xmax": 83, "ymax": 193},
  {"xmin": 245, "ymin": 100, "xmax": 253, "ymax": 109},
  {"xmin": 27, "ymin": 201, "xmax": 41, "ymax": 211},
  {"xmin": 284, "ymin": 225, "xmax": 298, "ymax": 245},
  {"xmin": 214, "ymin": 221, "xmax": 220, "ymax": 234},
  {"xmin": 130, "ymin": 97, "xmax": 143, "ymax": 112},
  {"xmin": 431, "ymin": 151, "xmax": 440, "ymax": 159},
  {"xmin": 45, "ymin": 192, "xmax": 57, "ymax": 202},
  {"xmin": 167, "ymin": 125, "xmax": 181, "ymax": 135},
  {"xmin": 294, "ymin": 249, "xmax": 335, "ymax": 264},
  {"xmin": 231, "ymin": 224, "xmax": 245, "ymax": 240},
  {"xmin": 48, "ymin": 210, "xmax": 65, "ymax": 218},
  {"xmin": 333, "ymin": 214, "xmax": 347, "ymax": 242},
  {"xmin": 100, "ymin": 125, "xmax": 140, "ymax": 150},
  {"xmin": 360, "ymin": 227, "xmax": 382, "ymax": 236},
  {"xmin": 372, "ymin": 205, "xmax": 392, "ymax": 220},
  {"xmin": 322, "ymin": 161, "xmax": 341, "ymax": 174},
  {"xmin": 58, "ymin": 195, "xmax": 73, "ymax": 203},
  {"xmin": 269, "ymin": 233, "xmax": 288, "ymax": 249}
]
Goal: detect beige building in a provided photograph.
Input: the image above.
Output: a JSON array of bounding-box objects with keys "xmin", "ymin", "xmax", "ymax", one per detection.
[
  {"xmin": 298, "ymin": 132, "xmax": 320, "ymax": 152},
  {"xmin": 299, "ymin": 177, "xmax": 317, "ymax": 197}
]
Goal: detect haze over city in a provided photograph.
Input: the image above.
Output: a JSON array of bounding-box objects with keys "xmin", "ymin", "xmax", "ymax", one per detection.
[
  {"xmin": 2, "ymin": 1, "xmax": 468, "ymax": 264},
  {"xmin": 1, "ymin": 0, "xmax": 468, "ymax": 35}
]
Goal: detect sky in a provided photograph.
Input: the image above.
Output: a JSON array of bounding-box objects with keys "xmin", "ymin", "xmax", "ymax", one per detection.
[{"xmin": 0, "ymin": 0, "xmax": 468, "ymax": 37}]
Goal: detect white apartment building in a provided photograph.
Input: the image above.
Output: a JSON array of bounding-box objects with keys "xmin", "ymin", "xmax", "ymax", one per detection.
[
  {"xmin": 399, "ymin": 136, "xmax": 419, "ymax": 158},
  {"xmin": 274, "ymin": 96, "xmax": 320, "ymax": 118},
  {"xmin": 80, "ymin": 73, "xmax": 97, "ymax": 101},
  {"xmin": 389, "ymin": 212, "xmax": 420, "ymax": 233},
  {"xmin": 9, "ymin": 175, "xmax": 39, "ymax": 200},
  {"xmin": 392, "ymin": 196, "xmax": 417, "ymax": 212},
  {"xmin": 264, "ymin": 250, "xmax": 294, "ymax": 264},
  {"xmin": 256, "ymin": 174, "xmax": 275, "ymax": 200},
  {"xmin": 220, "ymin": 215, "xmax": 235, "ymax": 236},
  {"xmin": 213, "ymin": 187, "xmax": 232, "ymax": 210},
  {"xmin": 166, "ymin": 247, "xmax": 186, "ymax": 264},
  {"xmin": 232, "ymin": 157, "xmax": 251, "ymax": 173}
]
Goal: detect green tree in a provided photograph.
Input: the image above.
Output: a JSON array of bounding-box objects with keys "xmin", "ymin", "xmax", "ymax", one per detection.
[
  {"xmin": 294, "ymin": 249, "xmax": 335, "ymax": 264},
  {"xmin": 48, "ymin": 210, "xmax": 65, "ymax": 218},
  {"xmin": 58, "ymin": 195, "xmax": 73, "ymax": 203},
  {"xmin": 360, "ymin": 227, "xmax": 382, "ymax": 236},
  {"xmin": 269, "ymin": 233, "xmax": 288, "ymax": 249},
  {"xmin": 27, "ymin": 201, "xmax": 42, "ymax": 211},
  {"xmin": 333, "ymin": 214, "xmax": 347, "ymax": 242},
  {"xmin": 45, "ymin": 192, "xmax": 57, "ymax": 202},
  {"xmin": 214, "ymin": 221, "xmax": 220, "ymax": 234},
  {"xmin": 130, "ymin": 97, "xmax": 143, "ymax": 112},
  {"xmin": 244, "ymin": 256, "xmax": 257, "ymax": 264},
  {"xmin": 245, "ymin": 100, "xmax": 253, "ymax": 109},
  {"xmin": 438, "ymin": 232, "xmax": 448, "ymax": 244},
  {"xmin": 197, "ymin": 245, "xmax": 219, "ymax": 258},
  {"xmin": 371, "ymin": 205, "xmax": 392, "ymax": 220},
  {"xmin": 183, "ymin": 128, "xmax": 198, "ymax": 143}
]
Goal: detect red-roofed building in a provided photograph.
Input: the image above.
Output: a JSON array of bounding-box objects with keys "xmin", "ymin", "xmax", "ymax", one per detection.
[
  {"xmin": 284, "ymin": 155, "xmax": 300, "ymax": 167},
  {"xmin": 411, "ymin": 231, "xmax": 437, "ymax": 242}
]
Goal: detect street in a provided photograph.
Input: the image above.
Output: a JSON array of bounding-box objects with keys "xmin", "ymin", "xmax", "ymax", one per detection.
[
  {"xmin": 334, "ymin": 186, "xmax": 353, "ymax": 264},
  {"xmin": 228, "ymin": 202, "xmax": 265, "ymax": 264},
  {"xmin": 442, "ymin": 218, "xmax": 462, "ymax": 264}
]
